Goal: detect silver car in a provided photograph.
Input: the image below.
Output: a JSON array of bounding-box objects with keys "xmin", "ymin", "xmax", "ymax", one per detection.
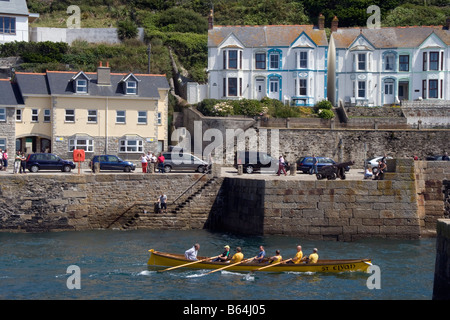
[{"xmin": 161, "ymin": 152, "xmax": 209, "ymax": 173}]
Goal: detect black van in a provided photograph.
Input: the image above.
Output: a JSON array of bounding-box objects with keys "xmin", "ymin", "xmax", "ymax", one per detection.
[{"xmin": 234, "ymin": 151, "xmax": 277, "ymax": 174}]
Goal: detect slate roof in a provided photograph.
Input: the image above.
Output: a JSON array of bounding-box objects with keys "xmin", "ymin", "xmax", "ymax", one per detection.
[
  {"xmin": 14, "ymin": 70, "xmax": 170, "ymax": 99},
  {"xmin": 332, "ymin": 26, "xmax": 450, "ymax": 49},
  {"xmin": 0, "ymin": 0, "xmax": 30, "ymax": 16},
  {"xmin": 0, "ymin": 79, "xmax": 23, "ymax": 107},
  {"xmin": 208, "ymin": 25, "xmax": 328, "ymax": 48}
]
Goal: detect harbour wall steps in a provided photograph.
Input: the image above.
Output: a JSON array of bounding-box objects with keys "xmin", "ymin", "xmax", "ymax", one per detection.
[{"xmin": 0, "ymin": 159, "xmax": 449, "ymax": 241}]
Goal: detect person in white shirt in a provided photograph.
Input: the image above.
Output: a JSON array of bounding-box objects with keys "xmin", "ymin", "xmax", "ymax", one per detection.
[{"xmin": 185, "ymin": 243, "xmax": 200, "ymax": 260}]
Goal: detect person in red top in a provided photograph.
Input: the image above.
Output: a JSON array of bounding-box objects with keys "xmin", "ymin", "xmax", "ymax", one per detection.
[{"xmin": 157, "ymin": 153, "xmax": 165, "ymax": 173}]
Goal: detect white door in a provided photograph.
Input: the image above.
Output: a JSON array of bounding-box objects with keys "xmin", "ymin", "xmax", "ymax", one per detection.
[
  {"xmin": 268, "ymin": 77, "xmax": 279, "ymax": 100},
  {"xmin": 255, "ymin": 77, "xmax": 265, "ymax": 100},
  {"xmin": 384, "ymin": 81, "xmax": 394, "ymax": 105}
]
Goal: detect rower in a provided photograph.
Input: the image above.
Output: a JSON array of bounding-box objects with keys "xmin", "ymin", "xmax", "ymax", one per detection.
[
  {"xmin": 303, "ymin": 248, "xmax": 319, "ymax": 264},
  {"xmin": 212, "ymin": 245, "xmax": 231, "ymax": 262},
  {"xmin": 230, "ymin": 247, "xmax": 244, "ymax": 263},
  {"xmin": 287, "ymin": 245, "xmax": 303, "ymax": 264},
  {"xmin": 268, "ymin": 250, "xmax": 282, "ymax": 264},
  {"xmin": 254, "ymin": 245, "xmax": 266, "ymax": 263}
]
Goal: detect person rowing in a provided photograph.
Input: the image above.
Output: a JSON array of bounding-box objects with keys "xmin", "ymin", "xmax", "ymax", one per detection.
[
  {"xmin": 212, "ymin": 245, "xmax": 231, "ymax": 262},
  {"xmin": 254, "ymin": 245, "xmax": 266, "ymax": 263},
  {"xmin": 229, "ymin": 247, "xmax": 244, "ymax": 263},
  {"xmin": 286, "ymin": 245, "xmax": 303, "ymax": 264},
  {"xmin": 302, "ymin": 248, "xmax": 319, "ymax": 264},
  {"xmin": 268, "ymin": 250, "xmax": 282, "ymax": 264}
]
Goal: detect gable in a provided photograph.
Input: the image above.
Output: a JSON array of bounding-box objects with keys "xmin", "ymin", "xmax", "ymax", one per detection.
[
  {"xmin": 349, "ymin": 34, "xmax": 375, "ymax": 51},
  {"xmin": 419, "ymin": 32, "xmax": 446, "ymax": 49},
  {"xmin": 291, "ymin": 32, "xmax": 317, "ymax": 48},
  {"xmin": 218, "ymin": 33, "xmax": 245, "ymax": 49}
]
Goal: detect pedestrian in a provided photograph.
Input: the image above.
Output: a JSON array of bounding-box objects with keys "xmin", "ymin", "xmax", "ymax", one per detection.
[
  {"xmin": 310, "ymin": 154, "xmax": 318, "ymax": 175},
  {"xmin": 3, "ymin": 149, "xmax": 8, "ymax": 171},
  {"xmin": 146, "ymin": 152, "xmax": 152, "ymax": 173},
  {"xmin": 443, "ymin": 152, "xmax": 449, "ymax": 161},
  {"xmin": 0, "ymin": 149, "xmax": 3, "ymax": 171},
  {"xmin": 141, "ymin": 153, "xmax": 147, "ymax": 173},
  {"xmin": 20, "ymin": 151, "xmax": 27, "ymax": 174},
  {"xmin": 157, "ymin": 153, "xmax": 165, "ymax": 173},
  {"xmin": 14, "ymin": 151, "xmax": 21, "ymax": 174},
  {"xmin": 277, "ymin": 155, "xmax": 287, "ymax": 176},
  {"xmin": 159, "ymin": 193, "xmax": 167, "ymax": 213}
]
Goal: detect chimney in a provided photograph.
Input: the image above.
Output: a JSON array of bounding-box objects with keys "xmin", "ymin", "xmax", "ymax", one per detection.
[
  {"xmin": 208, "ymin": 9, "xmax": 214, "ymax": 30},
  {"xmin": 97, "ymin": 61, "xmax": 111, "ymax": 86},
  {"xmin": 331, "ymin": 16, "xmax": 339, "ymax": 33},
  {"xmin": 318, "ymin": 14, "xmax": 325, "ymax": 30}
]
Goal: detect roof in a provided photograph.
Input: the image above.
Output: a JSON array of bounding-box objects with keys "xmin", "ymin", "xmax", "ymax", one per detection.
[
  {"xmin": 332, "ymin": 26, "xmax": 450, "ymax": 49},
  {"xmin": 208, "ymin": 25, "xmax": 328, "ymax": 48},
  {"xmin": 14, "ymin": 70, "xmax": 170, "ymax": 99},
  {"xmin": 0, "ymin": 0, "xmax": 30, "ymax": 16},
  {"xmin": 0, "ymin": 79, "xmax": 23, "ymax": 107}
]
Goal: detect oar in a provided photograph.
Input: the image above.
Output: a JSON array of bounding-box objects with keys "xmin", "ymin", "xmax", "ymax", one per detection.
[
  {"xmin": 157, "ymin": 255, "xmax": 220, "ymax": 272},
  {"xmin": 206, "ymin": 256, "xmax": 256, "ymax": 275},
  {"xmin": 253, "ymin": 258, "xmax": 292, "ymax": 271}
]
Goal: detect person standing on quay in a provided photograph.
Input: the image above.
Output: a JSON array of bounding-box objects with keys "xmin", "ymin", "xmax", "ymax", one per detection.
[
  {"xmin": 157, "ymin": 153, "xmax": 165, "ymax": 173},
  {"xmin": 277, "ymin": 155, "xmax": 287, "ymax": 176},
  {"xmin": 310, "ymin": 154, "xmax": 318, "ymax": 175},
  {"xmin": 159, "ymin": 193, "xmax": 167, "ymax": 213},
  {"xmin": 141, "ymin": 153, "xmax": 148, "ymax": 173}
]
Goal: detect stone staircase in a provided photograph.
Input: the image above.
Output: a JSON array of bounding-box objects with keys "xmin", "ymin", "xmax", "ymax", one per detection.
[{"xmin": 108, "ymin": 176, "xmax": 223, "ymax": 230}]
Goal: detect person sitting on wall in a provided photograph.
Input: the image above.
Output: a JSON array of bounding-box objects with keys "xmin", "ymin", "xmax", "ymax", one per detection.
[
  {"xmin": 374, "ymin": 161, "xmax": 387, "ymax": 180},
  {"xmin": 364, "ymin": 167, "xmax": 373, "ymax": 179}
]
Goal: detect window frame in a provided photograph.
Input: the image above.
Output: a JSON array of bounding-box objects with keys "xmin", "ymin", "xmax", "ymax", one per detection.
[
  {"xmin": 65, "ymin": 109, "xmax": 75, "ymax": 123},
  {"xmin": 116, "ymin": 110, "xmax": 126, "ymax": 124},
  {"xmin": 299, "ymin": 51, "xmax": 308, "ymax": 69},
  {"xmin": 119, "ymin": 139, "xmax": 143, "ymax": 153},
  {"xmin": 87, "ymin": 110, "xmax": 97, "ymax": 123},
  {"xmin": 68, "ymin": 138, "xmax": 94, "ymax": 152},
  {"xmin": 399, "ymin": 55, "xmax": 409, "ymax": 72},
  {"xmin": 428, "ymin": 79, "xmax": 438, "ymax": 99},
  {"xmin": 358, "ymin": 81, "xmax": 366, "ymax": 98},
  {"xmin": 31, "ymin": 109, "xmax": 39, "ymax": 122},
  {"xmin": 299, "ymin": 79, "xmax": 307, "ymax": 96},
  {"xmin": 76, "ymin": 79, "xmax": 88, "ymax": 93},
  {"xmin": 255, "ymin": 53, "xmax": 266, "ymax": 70},
  {"xmin": 44, "ymin": 109, "xmax": 51, "ymax": 122},
  {"xmin": 126, "ymin": 81, "xmax": 137, "ymax": 94},
  {"xmin": 0, "ymin": 16, "xmax": 16, "ymax": 35},
  {"xmin": 137, "ymin": 110, "xmax": 147, "ymax": 124}
]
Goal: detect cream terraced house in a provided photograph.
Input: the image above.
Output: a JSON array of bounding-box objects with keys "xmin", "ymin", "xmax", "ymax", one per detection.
[
  {"xmin": 13, "ymin": 64, "xmax": 170, "ymax": 161},
  {"xmin": 328, "ymin": 23, "xmax": 450, "ymax": 107},
  {"xmin": 207, "ymin": 21, "xmax": 328, "ymax": 106}
]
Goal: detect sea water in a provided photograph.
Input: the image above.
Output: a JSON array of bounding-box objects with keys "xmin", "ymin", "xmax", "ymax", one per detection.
[{"xmin": 0, "ymin": 229, "xmax": 435, "ymax": 301}]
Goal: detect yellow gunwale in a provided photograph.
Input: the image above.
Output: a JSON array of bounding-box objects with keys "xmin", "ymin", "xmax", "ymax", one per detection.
[{"xmin": 147, "ymin": 249, "xmax": 372, "ymax": 273}]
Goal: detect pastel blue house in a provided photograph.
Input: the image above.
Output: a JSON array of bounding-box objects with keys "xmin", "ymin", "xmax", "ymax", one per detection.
[{"xmin": 207, "ymin": 21, "xmax": 329, "ymax": 106}]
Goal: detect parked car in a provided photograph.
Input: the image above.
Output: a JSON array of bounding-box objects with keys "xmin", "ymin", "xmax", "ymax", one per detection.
[
  {"xmin": 26, "ymin": 153, "xmax": 76, "ymax": 173},
  {"xmin": 89, "ymin": 155, "xmax": 136, "ymax": 172},
  {"xmin": 426, "ymin": 155, "xmax": 449, "ymax": 161},
  {"xmin": 296, "ymin": 156, "xmax": 350, "ymax": 174},
  {"xmin": 365, "ymin": 156, "xmax": 393, "ymax": 169},
  {"xmin": 234, "ymin": 151, "xmax": 278, "ymax": 174},
  {"xmin": 161, "ymin": 152, "xmax": 209, "ymax": 173}
]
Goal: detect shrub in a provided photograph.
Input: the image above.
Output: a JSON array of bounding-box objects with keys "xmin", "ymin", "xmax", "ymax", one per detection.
[
  {"xmin": 117, "ymin": 19, "xmax": 139, "ymax": 41},
  {"xmin": 318, "ymin": 109, "xmax": 335, "ymax": 119},
  {"xmin": 197, "ymin": 99, "xmax": 234, "ymax": 117},
  {"xmin": 313, "ymin": 100, "xmax": 333, "ymax": 113}
]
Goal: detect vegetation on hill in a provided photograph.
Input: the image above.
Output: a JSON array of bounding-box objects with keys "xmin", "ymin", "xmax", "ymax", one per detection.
[{"xmin": 1, "ymin": 0, "xmax": 449, "ymax": 118}]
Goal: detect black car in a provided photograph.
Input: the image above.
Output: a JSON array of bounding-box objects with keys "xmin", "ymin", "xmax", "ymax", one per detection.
[
  {"xmin": 89, "ymin": 155, "xmax": 136, "ymax": 172},
  {"xmin": 26, "ymin": 153, "xmax": 76, "ymax": 173},
  {"xmin": 297, "ymin": 156, "xmax": 350, "ymax": 174},
  {"xmin": 234, "ymin": 151, "xmax": 278, "ymax": 174},
  {"xmin": 426, "ymin": 155, "xmax": 449, "ymax": 161}
]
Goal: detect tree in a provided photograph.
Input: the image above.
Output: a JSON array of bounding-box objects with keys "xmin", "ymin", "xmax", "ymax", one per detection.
[{"xmin": 117, "ymin": 19, "xmax": 139, "ymax": 41}]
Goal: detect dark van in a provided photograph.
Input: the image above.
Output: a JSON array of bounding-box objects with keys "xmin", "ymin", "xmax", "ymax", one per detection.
[{"xmin": 234, "ymin": 151, "xmax": 277, "ymax": 174}]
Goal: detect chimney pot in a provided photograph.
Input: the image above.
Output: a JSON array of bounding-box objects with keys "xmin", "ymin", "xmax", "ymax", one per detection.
[
  {"xmin": 208, "ymin": 9, "xmax": 214, "ymax": 30},
  {"xmin": 318, "ymin": 14, "xmax": 325, "ymax": 30},
  {"xmin": 331, "ymin": 16, "xmax": 339, "ymax": 33}
]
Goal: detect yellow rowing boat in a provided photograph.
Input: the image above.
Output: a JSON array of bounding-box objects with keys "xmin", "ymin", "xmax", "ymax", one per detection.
[{"xmin": 147, "ymin": 249, "xmax": 372, "ymax": 273}]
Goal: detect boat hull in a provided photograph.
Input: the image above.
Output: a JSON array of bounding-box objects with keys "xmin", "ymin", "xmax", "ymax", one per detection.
[{"xmin": 147, "ymin": 249, "xmax": 372, "ymax": 273}]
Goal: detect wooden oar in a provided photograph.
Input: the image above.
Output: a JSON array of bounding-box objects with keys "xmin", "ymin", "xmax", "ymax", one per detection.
[
  {"xmin": 157, "ymin": 255, "xmax": 220, "ymax": 272},
  {"xmin": 206, "ymin": 256, "xmax": 256, "ymax": 275},
  {"xmin": 253, "ymin": 258, "xmax": 292, "ymax": 271}
]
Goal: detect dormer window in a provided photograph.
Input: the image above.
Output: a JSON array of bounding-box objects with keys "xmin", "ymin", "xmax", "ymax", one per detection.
[
  {"xmin": 126, "ymin": 81, "xmax": 137, "ymax": 94},
  {"xmin": 76, "ymin": 79, "xmax": 87, "ymax": 93},
  {"xmin": 71, "ymin": 71, "xmax": 90, "ymax": 94}
]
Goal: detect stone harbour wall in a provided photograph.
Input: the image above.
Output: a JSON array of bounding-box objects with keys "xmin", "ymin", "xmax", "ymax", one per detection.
[{"xmin": 433, "ymin": 219, "xmax": 450, "ymax": 300}]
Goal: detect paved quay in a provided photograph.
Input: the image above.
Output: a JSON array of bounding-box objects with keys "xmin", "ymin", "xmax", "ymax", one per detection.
[{"xmin": 0, "ymin": 166, "xmax": 366, "ymax": 180}]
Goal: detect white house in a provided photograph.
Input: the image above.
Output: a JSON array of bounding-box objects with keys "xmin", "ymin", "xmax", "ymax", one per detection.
[
  {"xmin": 207, "ymin": 16, "xmax": 328, "ymax": 107},
  {"xmin": 0, "ymin": 0, "xmax": 39, "ymax": 43},
  {"xmin": 328, "ymin": 22, "xmax": 450, "ymax": 107}
]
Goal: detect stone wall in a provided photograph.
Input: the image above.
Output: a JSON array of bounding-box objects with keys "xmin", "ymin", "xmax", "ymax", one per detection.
[
  {"xmin": 214, "ymin": 161, "xmax": 422, "ymax": 241},
  {"xmin": 433, "ymin": 219, "xmax": 450, "ymax": 300},
  {"xmin": 0, "ymin": 173, "xmax": 208, "ymax": 232}
]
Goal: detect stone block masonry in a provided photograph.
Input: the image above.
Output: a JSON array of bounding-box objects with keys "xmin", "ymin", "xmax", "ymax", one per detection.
[
  {"xmin": 0, "ymin": 159, "xmax": 448, "ymax": 241},
  {"xmin": 433, "ymin": 219, "xmax": 450, "ymax": 300}
]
